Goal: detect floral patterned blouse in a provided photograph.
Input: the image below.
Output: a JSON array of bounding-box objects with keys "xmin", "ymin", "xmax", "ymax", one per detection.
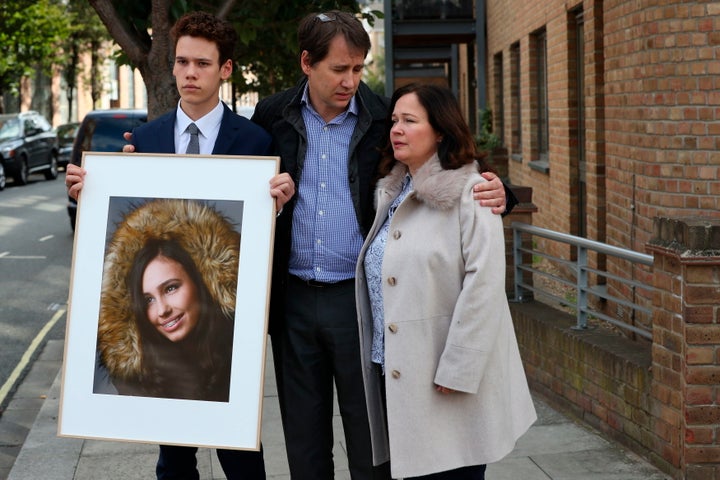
[{"xmin": 364, "ymin": 174, "xmax": 414, "ymax": 368}]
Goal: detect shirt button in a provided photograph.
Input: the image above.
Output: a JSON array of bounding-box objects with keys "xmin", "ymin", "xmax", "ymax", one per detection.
[
  {"xmin": 387, "ymin": 277, "xmax": 397, "ymax": 286},
  {"xmin": 319, "ymin": 210, "xmax": 324, "ymax": 216},
  {"xmin": 388, "ymin": 324, "xmax": 398, "ymax": 333},
  {"xmin": 321, "ymin": 154, "xmax": 327, "ymax": 159},
  {"xmin": 320, "ymin": 182, "xmax": 326, "ymax": 188},
  {"xmin": 391, "ymin": 370, "xmax": 401, "ymax": 379},
  {"xmin": 316, "ymin": 239, "xmax": 322, "ymax": 244},
  {"xmin": 393, "ymin": 230, "xmax": 402, "ymax": 240}
]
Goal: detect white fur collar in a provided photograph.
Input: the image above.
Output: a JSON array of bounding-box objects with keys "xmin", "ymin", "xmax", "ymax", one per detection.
[{"xmin": 376, "ymin": 154, "xmax": 480, "ymax": 210}]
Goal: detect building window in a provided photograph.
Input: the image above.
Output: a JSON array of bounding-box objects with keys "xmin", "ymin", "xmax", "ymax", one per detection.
[
  {"xmin": 531, "ymin": 28, "xmax": 549, "ymax": 171},
  {"xmin": 510, "ymin": 42, "xmax": 521, "ymax": 160},
  {"xmin": 492, "ymin": 51, "xmax": 504, "ymax": 145}
]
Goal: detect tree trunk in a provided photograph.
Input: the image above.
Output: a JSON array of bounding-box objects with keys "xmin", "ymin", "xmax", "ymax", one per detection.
[
  {"xmin": 91, "ymin": 43, "xmax": 101, "ymax": 108},
  {"xmin": 89, "ymin": 0, "xmax": 177, "ymax": 119},
  {"xmin": 140, "ymin": 64, "xmax": 178, "ymax": 119},
  {"xmin": 66, "ymin": 43, "xmax": 78, "ymax": 122}
]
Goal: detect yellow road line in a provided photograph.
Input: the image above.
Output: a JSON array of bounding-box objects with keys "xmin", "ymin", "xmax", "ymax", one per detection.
[{"xmin": 0, "ymin": 308, "xmax": 65, "ymax": 406}]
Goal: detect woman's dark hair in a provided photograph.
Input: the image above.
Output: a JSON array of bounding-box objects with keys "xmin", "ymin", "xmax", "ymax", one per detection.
[
  {"xmin": 297, "ymin": 10, "xmax": 371, "ymax": 66},
  {"xmin": 377, "ymin": 83, "xmax": 492, "ymax": 178},
  {"xmin": 128, "ymin": 237, "xmax": 233, "ymax": 400}
]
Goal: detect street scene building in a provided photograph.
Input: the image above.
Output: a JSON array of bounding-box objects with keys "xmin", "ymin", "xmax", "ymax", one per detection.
[{"xmin": 1, "ymin": 2, "xmax": 719, "ymax": 478}]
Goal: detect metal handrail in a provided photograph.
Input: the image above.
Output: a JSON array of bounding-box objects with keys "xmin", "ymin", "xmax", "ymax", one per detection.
[{"xmin": 511, "ymin": 222, "xmax": 655, "ymax": 339}]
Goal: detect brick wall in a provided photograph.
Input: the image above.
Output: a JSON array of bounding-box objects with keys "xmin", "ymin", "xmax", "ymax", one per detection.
[
  {"xmin": 486, "ymin": 0, "xmax": 720, "ymax": 357},
  {"xmin": 510, "ymin": 301, "xmax": 671, "ymax": 471},
  {"xmin": 647, "ymin": 217, "xmax": 720, "ymax": 479},
  {"xmin": 509, "ymin": 216, "xmax": 720, "ymax": 479},
  {"xmin": 487, "ymin": 0, "xmax": 720, "ymax": 251}
]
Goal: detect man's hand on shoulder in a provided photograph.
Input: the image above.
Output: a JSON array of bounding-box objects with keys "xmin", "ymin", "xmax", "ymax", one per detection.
[{"xmin": 473, "ymin": 171, "xmax": 506, "ymax": 215}]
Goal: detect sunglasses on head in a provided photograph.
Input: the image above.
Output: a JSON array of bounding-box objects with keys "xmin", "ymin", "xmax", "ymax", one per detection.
[{"xmin": 316, "ymin": 13, "xmax": 336, "ymax": 22}]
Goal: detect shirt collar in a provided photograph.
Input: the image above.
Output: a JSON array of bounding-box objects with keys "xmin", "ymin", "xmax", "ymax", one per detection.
[
  {"xmin": 175, "ymin": 100, "xmax": 224, "ymax": 136},
  {"xmin": 300, "ymin": 84, "xmax": 359, "ymax": 123}
]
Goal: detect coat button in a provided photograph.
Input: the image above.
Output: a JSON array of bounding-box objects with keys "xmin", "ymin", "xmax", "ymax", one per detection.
[
  {"xmin": 387, "ymin": 276, "xmax": 396, "ymax": 286},
  {"xmin": 388, "ymin": 324, "xmax": 398, "ymax": 333},
  {"xmin": 393, "ymin": 230, "xmax": 402, "ymax": 239},
  {"xmin": 391, "ymin": 370, "xmax": 401, "ymax": 379}
]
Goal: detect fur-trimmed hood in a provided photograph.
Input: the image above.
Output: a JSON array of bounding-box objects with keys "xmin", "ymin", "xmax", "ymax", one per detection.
[
  {"xmin": 376, "ymin": 154, "xmax": 483, "ymax": 211},
  {"xmin": 97, "ymin": 198, "xmax": 240, "ymax": 380}
]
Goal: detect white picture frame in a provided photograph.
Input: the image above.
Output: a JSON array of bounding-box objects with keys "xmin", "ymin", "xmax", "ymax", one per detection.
[{"xmin": 59, "ymin": 152, "xmax": 279, "ymax": 450}]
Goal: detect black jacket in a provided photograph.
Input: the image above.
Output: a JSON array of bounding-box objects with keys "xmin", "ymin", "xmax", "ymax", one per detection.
[{"xmin": 252, "ymin": 79, "xmax": 390, "ymax": 334}]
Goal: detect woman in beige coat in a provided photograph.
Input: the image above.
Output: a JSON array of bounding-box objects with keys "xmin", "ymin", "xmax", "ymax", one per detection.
[{"xmin": 355, "ymin": 84, "xmax": 536, "ymax": 479}]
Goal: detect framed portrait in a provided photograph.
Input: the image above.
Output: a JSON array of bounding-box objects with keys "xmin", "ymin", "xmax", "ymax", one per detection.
[{"xmin": 59, "ymin": 152, "xmax": 279, "ymax": 450}]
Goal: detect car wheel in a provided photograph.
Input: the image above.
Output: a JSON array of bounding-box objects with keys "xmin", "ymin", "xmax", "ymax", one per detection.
[
  {"xmin": 14, "ymin": 157, "xmax": 29, "ymax": 185},
  {"xmin": 0, "ymin": 164, "xmax": 6, "ymax": 191},
  {"xmin": 44, "ymin": 152, "xmax": 59, "ymax": 180}
]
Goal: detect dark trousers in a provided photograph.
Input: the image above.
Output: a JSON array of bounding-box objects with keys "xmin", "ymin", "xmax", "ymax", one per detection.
[
  {"xmin": 278, "ymin": 275, "xmax": 387, "ymax": 480},
  {"xmin": 407, "ymin": 465, "xmax": 486, "ymax": 479},
  {"xmin": 156, "ymin": 445, "xmax": 265, "ymax": 480}
]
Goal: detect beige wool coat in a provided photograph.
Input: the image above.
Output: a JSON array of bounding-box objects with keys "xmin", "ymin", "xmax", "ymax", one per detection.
[{"xmin": 355, "ymin": 155, "xmax": 537, "ymax": 478}]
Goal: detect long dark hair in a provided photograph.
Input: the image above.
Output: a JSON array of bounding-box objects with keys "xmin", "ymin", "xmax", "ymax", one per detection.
[
  {"xmin": 128, "ymin": 237, "xmax": 233, "ymax": 400},
  {"xmin": 377, "ymin": 83, "xmax": 493, "ymax": 178}
]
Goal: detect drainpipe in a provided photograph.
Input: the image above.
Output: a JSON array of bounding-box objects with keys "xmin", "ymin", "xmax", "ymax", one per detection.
[
  {"xmin": 384, "ymin": 0, "xmax": 395, "ymax": 97},
  {"xmin": 476, "ymin": 0, "xmax": 487, "ymax": 110}
]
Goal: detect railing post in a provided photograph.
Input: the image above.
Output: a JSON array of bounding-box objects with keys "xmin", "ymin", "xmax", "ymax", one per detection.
[
  {"xmin": 513, "ymin": 228, "xmax": 524, "ymax": 301},
  {"xmin": 502, "ymin": 185, "xmax": 537, "ymax": 300},
  {"xmin": 573, "ymin": 246, "xmax": 588, "ymax": 330}
]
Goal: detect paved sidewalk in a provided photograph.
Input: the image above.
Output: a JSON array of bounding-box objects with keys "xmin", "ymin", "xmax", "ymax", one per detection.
[{"xmin": 3, "ymin": 339, "xmax": 671, "ymax": 480}]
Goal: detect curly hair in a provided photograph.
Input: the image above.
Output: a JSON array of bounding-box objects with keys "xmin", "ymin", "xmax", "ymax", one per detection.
[{"xmin": 171, "ymin": 11, "xmax": 237, "ymax": 67}]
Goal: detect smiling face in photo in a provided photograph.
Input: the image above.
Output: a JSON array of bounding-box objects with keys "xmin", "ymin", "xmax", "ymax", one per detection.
[{"xmin": 142, "ymin": 254, "xmax": 201, "ymax": 342}]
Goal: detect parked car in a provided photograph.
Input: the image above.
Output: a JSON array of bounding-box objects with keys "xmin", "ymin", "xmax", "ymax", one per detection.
[
  {"xmin": 55, "ymin": 122, "xmax": 80, "ymax": 168},
  {"xmin": 0, "ymin": 162, "xmax": 5, "ymax": 191},
  {"xmin": 0, "ymin": 111, "xmax": 59, "ymax": 185},
  {"xmin": 67, "ymin": 109, "xmax": 147, "ymax": 230}
]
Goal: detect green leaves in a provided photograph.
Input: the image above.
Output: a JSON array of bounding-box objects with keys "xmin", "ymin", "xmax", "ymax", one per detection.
[{"xmin": 0, "ymin": 0, "xmax": 71, "ymax": 99}]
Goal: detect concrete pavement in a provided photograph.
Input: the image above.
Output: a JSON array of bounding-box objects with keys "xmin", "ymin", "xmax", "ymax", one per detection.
[{"xmin": 2, "ymin": 338, "xmax": 671, "ymax": 479}]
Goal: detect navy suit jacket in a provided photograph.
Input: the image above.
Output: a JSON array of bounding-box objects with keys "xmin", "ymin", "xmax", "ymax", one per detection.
[{"xmin": 131, "ymin": 103, "xmax": 272, "ymax": 156}]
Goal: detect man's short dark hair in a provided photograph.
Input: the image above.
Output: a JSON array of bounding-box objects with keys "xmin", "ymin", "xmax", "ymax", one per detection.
[
  {"xmin": 171, "ymin": 11, "xmax": 237, "ymax": 67},
  {"xmin": 297, "ymin": 10, "xmax": 371, "ymax": 66}
]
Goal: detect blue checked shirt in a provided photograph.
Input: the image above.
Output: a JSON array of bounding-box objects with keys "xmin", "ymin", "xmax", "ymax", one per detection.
[{"xmin": 288, "ymin": 88, "xmax": 365, "ymax": 283}]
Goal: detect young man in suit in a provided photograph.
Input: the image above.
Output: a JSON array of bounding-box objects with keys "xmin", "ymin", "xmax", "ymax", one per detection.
[{"xmin": 66, "ymin": 11, "xmax": 293, "ymax": 480}]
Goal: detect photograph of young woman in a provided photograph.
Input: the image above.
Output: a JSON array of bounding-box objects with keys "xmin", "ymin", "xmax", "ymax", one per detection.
[{"xmin": 94, "ymin": 198, "xmax": 242, "ymax": 402}]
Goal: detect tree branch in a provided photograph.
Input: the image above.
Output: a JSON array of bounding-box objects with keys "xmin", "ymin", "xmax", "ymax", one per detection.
[
  {"xmin": 215, "ymin": 0, "xmax": 238, "ymax": 20},
  {"xmin": 88, "ymin": 0, "xmax": 149, "ymax": 68}
]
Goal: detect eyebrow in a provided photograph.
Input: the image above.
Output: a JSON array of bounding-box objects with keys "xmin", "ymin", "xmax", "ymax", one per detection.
[
  {"xmin": 144, "ymin": 277, "xmax": 182, "ymax": 294},
  {"xmin": 175, "ymin": 56, "xmax": 214, "ymax": 63}
]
